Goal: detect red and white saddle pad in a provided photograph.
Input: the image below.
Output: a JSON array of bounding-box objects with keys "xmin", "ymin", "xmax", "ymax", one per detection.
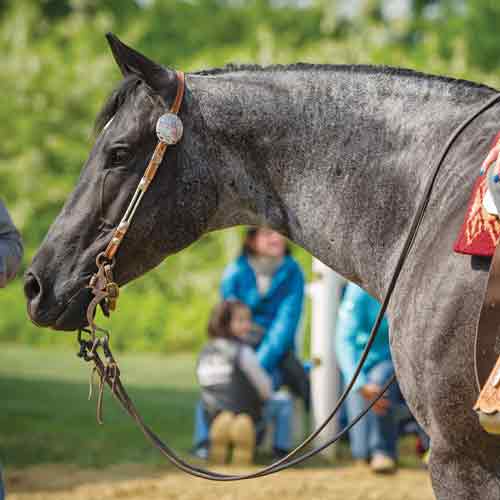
[{"xmin": 454, "ymin": 132, "xmax": 500, "ymax": 257}]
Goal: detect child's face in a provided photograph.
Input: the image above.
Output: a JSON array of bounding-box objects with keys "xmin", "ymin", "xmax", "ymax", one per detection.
[{"xmin": 230, "ymin": 306, "xmax": 252, "ymax": 338}]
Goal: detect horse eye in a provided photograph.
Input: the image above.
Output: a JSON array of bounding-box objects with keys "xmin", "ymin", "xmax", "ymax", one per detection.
[{"xmin": 108, "ymin": 148, "xmax": 132, "ymax": 167}]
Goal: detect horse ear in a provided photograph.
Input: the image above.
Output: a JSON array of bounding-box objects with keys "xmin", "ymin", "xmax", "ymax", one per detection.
[{"xmin": 105, "ymin": 33, "xmax": 177, "ymax": 100}]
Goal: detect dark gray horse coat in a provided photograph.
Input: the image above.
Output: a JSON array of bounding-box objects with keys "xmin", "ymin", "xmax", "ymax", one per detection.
[{"xmin": 25, "ymin": 36, "xmax": 500, "ymax": 498}]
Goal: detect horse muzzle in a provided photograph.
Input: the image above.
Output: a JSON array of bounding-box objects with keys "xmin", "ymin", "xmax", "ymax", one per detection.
[{"xmin": 25, "ymin": 270, "xmax": 93, "ymax": 331}]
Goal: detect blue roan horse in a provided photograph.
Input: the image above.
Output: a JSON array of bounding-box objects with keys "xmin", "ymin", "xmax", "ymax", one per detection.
[{"xmin": 25, "ymin": 34, "xmax": 500, "ymax": 498}]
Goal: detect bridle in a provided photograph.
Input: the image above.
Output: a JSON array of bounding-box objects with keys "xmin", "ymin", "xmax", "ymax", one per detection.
[
  {"xmin": 77, "ymin": 70, "xmax": 500, "ymax": 480},
  {"xmin": 84, "ymin": 71, "xmax": 186, "ymax": 326}
]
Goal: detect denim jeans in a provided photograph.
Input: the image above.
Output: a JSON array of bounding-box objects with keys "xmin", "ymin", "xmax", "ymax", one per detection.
[
  {"xmin": 345, "ymin": 360, "xmax": 401, "ymax": 460},
  {"xmin": 193, "ymin": 393, "xmax": 293, "ymax": 452},
  {"xmin": 260, "ymin": 392, "xmax": 293, "ymax": 451}
]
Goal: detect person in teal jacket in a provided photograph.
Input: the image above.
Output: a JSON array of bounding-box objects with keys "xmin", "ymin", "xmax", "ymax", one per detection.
[
  {"xmin": 336, "ymin": 282, "xmax": 399, "ymax": 473},
  {"xmin": 192, "ymin": 227, "xmax": 305, "ymax": 459}
]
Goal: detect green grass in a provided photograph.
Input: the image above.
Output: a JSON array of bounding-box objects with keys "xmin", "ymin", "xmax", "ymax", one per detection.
[
  {"xmin": 2, "ymin": 344, "xmax": 424, "ymax": 471},
  {"xmin": 1, "ymin": 344, "xmax": 330, "ymax": 471},
  {"xmin": 1, "ymin": 343, "xmax": 199, "ymax": 468}
]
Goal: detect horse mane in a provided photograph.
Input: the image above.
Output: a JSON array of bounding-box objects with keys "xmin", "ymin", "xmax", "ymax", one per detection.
[
  {"xmin": 96, "ymin": 64, "xmax": 498, "ymax": 134},
  {"xmin": 192, "ymin": 63, "xmax": 498, "ymax": 94},
  {"xmin": 191, "ymin": 62, "xmax": 497, "ymax": 92}
]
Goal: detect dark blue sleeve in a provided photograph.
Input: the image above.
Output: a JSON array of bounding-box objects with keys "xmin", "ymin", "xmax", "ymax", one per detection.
[
  {"xmin": 0, "ymin": 201, "xmax": 23, "ymax": 288},
  {"xmin": 257, "ymin": 265, "xmax": 305, "ymax": 373}
]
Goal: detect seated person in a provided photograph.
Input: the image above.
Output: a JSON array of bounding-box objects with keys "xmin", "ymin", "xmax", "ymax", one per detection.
[
  {"xmin": 197, "ymin": 299, "xmax": 272, "ymax": 464},
  {"xmin": 336, "ymin": 282, "xmax": 426, "ymax": 473},
  {"xmin": 193, "ymin": 227, "xmax": 305, "ymax": 460}
]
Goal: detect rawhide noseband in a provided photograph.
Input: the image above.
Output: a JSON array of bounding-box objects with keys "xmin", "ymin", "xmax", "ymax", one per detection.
[{"xmin": 77, "ymin": 70, "xmax": 500, "ymax": 480}]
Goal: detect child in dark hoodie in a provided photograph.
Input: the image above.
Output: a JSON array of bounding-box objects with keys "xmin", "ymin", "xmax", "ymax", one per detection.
[{"xmin": 197, "ymin": 299, "xmax": 272, "ymax": 464}]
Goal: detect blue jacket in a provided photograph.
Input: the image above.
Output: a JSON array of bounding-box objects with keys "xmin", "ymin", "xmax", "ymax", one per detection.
[
  {"xmin": 220, "ymin": 254, "xmax": 304, "ymax": 374},
  {"xmin": 335, "ymin": 283, "xmax": 390, "ymax": 391}
]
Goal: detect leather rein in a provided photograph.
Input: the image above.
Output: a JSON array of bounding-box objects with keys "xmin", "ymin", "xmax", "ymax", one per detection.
[{"xmin": 77, "ymin": 71, "xmax": 500, "ymax": 480}]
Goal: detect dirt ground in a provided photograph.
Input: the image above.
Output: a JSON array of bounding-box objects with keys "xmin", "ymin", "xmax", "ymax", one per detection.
[{"xmin": 5, "ymin": 463, "xmax": 435, "ymax": 500}]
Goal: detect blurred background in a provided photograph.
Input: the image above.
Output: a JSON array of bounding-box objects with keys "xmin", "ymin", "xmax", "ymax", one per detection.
[
  {"xmin": 2, "ymin": 1, "xmax": 500, "ymax": 499},
  {"xmin": 3, "ymin": 0, "xmax": 500, "ymax": 353}
]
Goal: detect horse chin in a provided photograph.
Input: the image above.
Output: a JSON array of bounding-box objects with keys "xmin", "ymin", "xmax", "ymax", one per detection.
[{"xmin": 53, "ymin": 287, "xmax": 94, "ymax": 331}]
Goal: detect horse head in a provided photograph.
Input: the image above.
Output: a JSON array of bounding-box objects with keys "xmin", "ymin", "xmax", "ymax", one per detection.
[{"xmin": 25, "ymin": 34, "xmax": 217, "ymax": 330}]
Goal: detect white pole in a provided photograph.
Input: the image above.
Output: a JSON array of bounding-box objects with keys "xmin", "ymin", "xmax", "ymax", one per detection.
[{"xmin": 308, "ymin": 258, "xmax": 344, "ymax": 459}]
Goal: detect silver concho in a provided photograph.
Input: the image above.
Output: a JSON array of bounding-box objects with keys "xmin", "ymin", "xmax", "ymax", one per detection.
[{"xmin": 156, "ymin": 112, "xmax": 183, "ymax": 145}]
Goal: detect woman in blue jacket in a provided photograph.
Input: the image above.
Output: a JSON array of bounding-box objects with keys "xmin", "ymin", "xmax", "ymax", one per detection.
[
  {"xmin": 221, "ymin": 228, "xmax": 305, "ymax": 377},
  {"xmin": 193, "ymin": 227, "xmax": 305, "ymax": 459}
]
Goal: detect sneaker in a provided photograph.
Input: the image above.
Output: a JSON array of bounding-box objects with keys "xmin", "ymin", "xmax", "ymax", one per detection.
[
  {"xmin": 229, "ymin": 414, "xmax": 256, "ymax": 465},
  {"xmin": 370, "ymin": 453, "xmax": 397, "ymax": 474},
  {"xmin": 190, "ymin": 443, "xmax": 209, "ymax": 461},
  {"xmin": 209, "ymin": 411, "xmax": 235, "ymax": 464}
]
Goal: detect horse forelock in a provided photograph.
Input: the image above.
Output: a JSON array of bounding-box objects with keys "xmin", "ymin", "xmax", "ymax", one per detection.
[{"xmin": 94, "ymin": 74, "xmax": 156, "ymax": 135}]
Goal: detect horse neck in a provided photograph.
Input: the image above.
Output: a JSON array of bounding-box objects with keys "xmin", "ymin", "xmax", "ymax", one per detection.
[{"xmin": 189, "ymin": 67, "xmax": 497, "ymax": 298}]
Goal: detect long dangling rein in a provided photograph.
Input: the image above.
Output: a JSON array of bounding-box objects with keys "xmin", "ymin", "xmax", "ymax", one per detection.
[{"xmin": 76, "ymin": 71, "xmax": 500, "ymax": 480}]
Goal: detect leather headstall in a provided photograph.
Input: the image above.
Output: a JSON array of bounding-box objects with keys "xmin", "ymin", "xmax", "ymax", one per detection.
[{"xmin": 85, "ymin": 71, "xmax": 185, "ymax": 332}]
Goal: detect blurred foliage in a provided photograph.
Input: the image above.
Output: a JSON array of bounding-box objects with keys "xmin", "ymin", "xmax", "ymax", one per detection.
[{"xmin": 2, "ymin": 0, "xmax": 500, "ymax": 353}]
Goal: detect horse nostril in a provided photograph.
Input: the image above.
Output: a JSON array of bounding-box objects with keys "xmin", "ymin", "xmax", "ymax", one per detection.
[{"xmin": 24, "ymin": 272, "xmax": 42, "ymax": 303}]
